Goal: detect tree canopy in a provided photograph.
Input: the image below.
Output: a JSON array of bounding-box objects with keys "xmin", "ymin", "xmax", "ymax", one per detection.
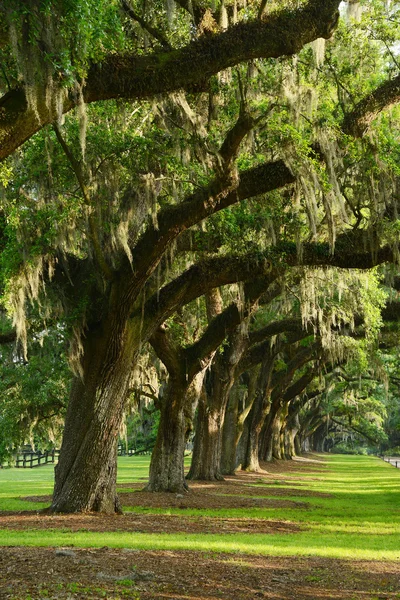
[{"xmin": 1, "ymin": 0, "xmax": 400, "ymax": 510}]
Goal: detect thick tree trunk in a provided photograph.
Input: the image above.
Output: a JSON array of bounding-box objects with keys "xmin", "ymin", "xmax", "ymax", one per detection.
[
  {"xmin": 220, "ymin": 369, "xmax": 258, "ymax": 475},
  {"xmin": 271, "ymin": 408, "xmax": 284, "ymax": 460},
  {"xmin": 147, "ymin": 373, "xmax": 204, "ymax": 492},
  {"xmin": 294, "ymin": 431, "xmax": 302, "ymax": 456},
  {"xmin": 285, "ymin": 414, "xmax": 301, "ymax": 458},
  {"xmin": 236, "ymin": 414, "xmax": 250, "ymax": 469},
  {"xmin": 188, "ymin": 322, "xmax": 249, "ymax": 481},
  {"xmin": 220, "ymin": 386, "xmax": 240, "ymax": 476},
  {"xmin": 279, "ymin": 404, "xmax": 289, "ymax": 459},
  {"xmin": 261, "ymin": 401, "xmax": 281, "ymax": 462},
  {"xmin": 242, "ymin": 408, "xmax": 264, "ymax": 472},
  {"xmin": 241, "ymin": 354, "xmax": 275, "ymax": 471},
  {"xmin": 147, "ymin": 379, "xmax": 188, "ymax": 493},
  {"xmin": 51, "ymin": 320, "xmax": 138, "ymax": 513},
  {"xmin": 187, "ymin": 385, "xmax": 226, "ymax": 481},
  {"xmin": 313, "ymin": 424, "xmax": 326, "ymax": 452}
]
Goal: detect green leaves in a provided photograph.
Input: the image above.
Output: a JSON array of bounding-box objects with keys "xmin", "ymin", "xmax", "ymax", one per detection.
[{"xmin": 0, "ymin": 326, "xmax": 69, "ymax": 462}]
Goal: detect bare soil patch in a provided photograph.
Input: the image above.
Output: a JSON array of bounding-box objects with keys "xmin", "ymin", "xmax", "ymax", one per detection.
[
  {"xmin": 1, "ymin": 547, "xmax": 400, "ymax": 600},
  {"xmin": 0, "ymin": 512, "xmax": 300, "ymax": 535}
]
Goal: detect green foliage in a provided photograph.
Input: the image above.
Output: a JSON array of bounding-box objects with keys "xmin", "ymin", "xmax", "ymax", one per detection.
[
  {"xmin": 386, "ymin": 446, "xmax": 400, "ymax": 456},
  {"xmin": 333, "ymin": 442, "xmax": 369, "ymax": 455},
  {"xmin": 121, "ymin": 405, "xmax": 160, "ymax": 454},
  {"xmin": 0, "ymin": 326, "xmax": 69, "ymax": 462},
  {"xmin": 2, "ymin": 0, "xmax": 126, "ymax": 89}
]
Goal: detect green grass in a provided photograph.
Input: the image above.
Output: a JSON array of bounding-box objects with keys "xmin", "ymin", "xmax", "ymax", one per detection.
[
  {"xmin": 0, "ymin": 456, "xmax": 153, "ymax": 510},
  {"xmin": 1, "ymin": 454, "xmax": 400, "ymax": 560}
]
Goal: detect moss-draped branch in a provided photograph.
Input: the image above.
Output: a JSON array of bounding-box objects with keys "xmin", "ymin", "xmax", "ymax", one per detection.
[{"xmin": 0, "ymin": 0, "xmax": 340, "ymax": 161}]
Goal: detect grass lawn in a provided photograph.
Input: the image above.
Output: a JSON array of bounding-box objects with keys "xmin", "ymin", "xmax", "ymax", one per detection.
[
  {"xmin": 0, "ymin": 454, "xmax": 400, "ymax": 561},
  {"xmin": 3, "ymin": 454, "xmax": 400, "ymax": 600}
]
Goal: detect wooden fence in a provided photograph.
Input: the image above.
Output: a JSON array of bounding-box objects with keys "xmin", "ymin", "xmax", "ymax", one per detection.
[
  {"xmin": 117, "ymin": 445, "xmax": 152, "ymax": 456},
  {"xmin": 15, "ymin": 449, "xmax": 59, "ymax": 468},
  {"xmin": 381, "ymin": 456, "xmax": 400, "ymax": 469}
]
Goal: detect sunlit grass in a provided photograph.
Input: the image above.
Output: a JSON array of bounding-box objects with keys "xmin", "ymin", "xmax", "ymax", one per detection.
[
  {"xmin": 0, "ymin": 456, "xmax": 152, "ymax": 510},
  {"xmin": 1, "ymin": 454, "xmax": 400, "ymax": 560},
  {"xmin": 0, "ymin": 528, "xmax": 399, "ymax": 561}
]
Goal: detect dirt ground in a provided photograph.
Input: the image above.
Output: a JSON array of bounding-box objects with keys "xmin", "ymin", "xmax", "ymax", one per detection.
[{"xmin": 1, "ymin": 456, "xmax": 399, "ymax": 600}]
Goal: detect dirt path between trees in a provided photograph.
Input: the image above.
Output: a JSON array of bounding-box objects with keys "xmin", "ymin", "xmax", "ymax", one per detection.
[
  {"xmin": 0, "ymin": 456, "xmax": 399, "ymax": 600},
  {"xmin": 2, "ymin": 547, "xmax": 400, "ymax": 600}
]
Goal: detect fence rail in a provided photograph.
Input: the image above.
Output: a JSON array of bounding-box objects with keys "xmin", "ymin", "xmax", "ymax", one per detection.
[
  {"xmin": 117, "ymin": 446, "xmax": 152, "ymax": 456},
  {"xmin": 15, "ymin": 449, "xmax": 59, "ymax": 468},
  {"xmin": 381, "ymin": 456, "xmax": 400, "ymax": 469}
]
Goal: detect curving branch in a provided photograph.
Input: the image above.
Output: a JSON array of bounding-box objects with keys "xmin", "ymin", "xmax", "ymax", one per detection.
[
  {"xmin": 342, "ymin": 73, "xmax": 400, "ymax": 137},
  {"xmin": 0, "ymin": 0, "xmax": 340, "ymax": 161},
  {"xmin": 123, "ymin": 159, "xmax": 295, "ymax": 300},
  {"xmin": 120, "ymin": 0, "xmax": 172, "ymax": 50},
  {"xmin": 140, "ymin": 232, "xmax": 394, "ymax": 337}
]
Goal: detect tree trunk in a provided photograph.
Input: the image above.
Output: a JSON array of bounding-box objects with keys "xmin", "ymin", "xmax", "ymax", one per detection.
[
  {"xmin": 188, "ymin": 384, "xmax": 226, "ymax": 481},
  {"xmin": 241, "ymin": 389, "xmax": 271, "ymax": 472},
  {"xmin": 187, "ymin": 322, "xmax": 249, "ymax": 481},
  {"xmin": 271, "ymin": 408, "xmax": 284, "ymax": 460},
  {"xmin": 242, "ymin": 407, "xmax": 264, "ymax": 472},
  {"xmin": 241, "ymin": 354, "xmax": 275, "ymax": 471},
  {"xmin": 51, "ymin": 319, "xmax": 138, "ymax": 513},
  {"xmin": 279, "ymin": 404, "xmax": 289, "ymax": 459},
  {"xmin": 313, "ymin": 424, "xmax": 326, "ymax": 452},
  {"xmin": 294, "ymin": 431, "xmax": 302, "ymax": 455},
  {"xmin": 236, "ymin": 414, "xmax": 250, "ymax": 470},
  {"xmin": 261, "ymin": 400, "xmax": 281, "ymax": 462},
  {"xmin": 285, "ymin": 413, "xmax": 301, "ymax": 458},
  {"xmin": 147, "ymin": 373, "xmax": 204, "ymax": 492},
  {"xmin": 220, "ymin": 369, "xmax": 258, "ymax": 475},
  {"xmin": 220, "ymin": 386, "xmax": 240, "ymax": 475}
]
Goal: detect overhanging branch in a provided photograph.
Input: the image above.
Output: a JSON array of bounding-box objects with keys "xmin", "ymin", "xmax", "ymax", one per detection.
[
  {"xmin": 0, "ymin": 0, "xmax": 340, "ymax": 161},
  {"xmin": 342, "ymin": 74, "xmax": 400, "ymax": 137}
]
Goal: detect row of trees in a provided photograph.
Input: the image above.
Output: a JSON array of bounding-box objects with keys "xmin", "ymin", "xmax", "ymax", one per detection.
[{"xmin": 0, "ymin": 0, "xmax": 400, "ymax": 512}]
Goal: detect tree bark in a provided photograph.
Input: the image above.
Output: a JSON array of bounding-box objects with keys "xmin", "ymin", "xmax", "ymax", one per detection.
[
  {"xmin": 220, "ymin": 385, "xmax": 241, "ymax": 476},
  {"xmin": 279, "ymin": 404, "xmax": 289, "ymax": 459},
  {"xmin": 294, "ymin": 429, "xmax": 302, "ymax": 456},
  {"xmin": 313, "ymin": 423, "xmax": 327, "ymax": 452},
  {"xmin": 147, "ymin": 374, "xmax": 203, "ymax": 492},
  {"xmin": 188, "ymin": 384, "xmax": 225, "ymax": 481},
  {"xmin": 285, "ymin": 413, "xmax": 301, "ymax": 459},
  {"xmin": 343, "ymin": 73, "xmax": 400, "ymax": 137},
  {"xmin": 188, "ymin": 322, "xmax": 249, "ymax": 480},
  {"xmin": 241, "ymin": 353, "xmax": 275, "ymax": 472},
  {"xmin": 220, "ymin": 368, "xmax": 258, "ymax": 475},
  {"xmin": 51, "ymin": 319, "xmax": 139, "ymax": 513},
  {"xmin": 147, "ymin": 288, "xmax": 235, "ymax": 492},
  {"xmin": 264, "ymin": 406, "xmax": 286, "ymax": 461}
]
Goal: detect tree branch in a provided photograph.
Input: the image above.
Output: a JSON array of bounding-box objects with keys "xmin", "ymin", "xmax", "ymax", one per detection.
[
  {"xmin": 0, "ymin": 0, "xmax": 340, "ymax": 160},
  {"xmin": 140, "ymin": 233, "xmax": 394, "ymax": 336},
  {"xmin": 121, "ymin": 0, "xmax": 172, "ymax": 50},
  {"xmin": 342, "ymin": 73, "xmax": 400, "ymax": 137},
  {"xmin": 149, "ymin": 325, "xmax": 183, "ymax": 375},
  {"xmin": 53, "ymin": 125, "xmax": 113, "ymax": 281},
  {"xmin": 124, "ymin": 159, "xmax": 294, "ymax": 301},
  {"xmin": 330, "ymin": 416, "xmax": 380, "ymax": 445}
]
